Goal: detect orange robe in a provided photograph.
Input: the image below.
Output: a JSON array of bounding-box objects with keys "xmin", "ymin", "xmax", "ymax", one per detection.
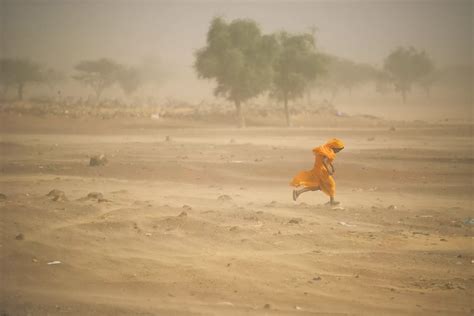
[{"xmin": 290, "ymin": 138, "xmax": 344, "ymax": 197}]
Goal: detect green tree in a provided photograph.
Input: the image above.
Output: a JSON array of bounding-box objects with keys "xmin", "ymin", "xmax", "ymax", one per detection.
[
  {"xmin": 315, "ymin": 55, "xmax": 376, "ymax": 100},
  {"xmin": 117, "ymin": 66, "xmax": 142, "ymax": 96},
  {"xmin": 384, "ymin": 47, "xmax": 434, "ymax": 103},
  {"xmin": 0, "ymin": 58, "xmax": 43, "ymax": 100},
  {"xmin": 194, "ymin": 17, "xmax": 277, "ymax": 127},
  {"xmin": 272, "ymin": 32, "xmax": 325, "ymax": 126},
  {"xmin": 73, "ymin": 58, "xmax": 123, "ymax": 100}
]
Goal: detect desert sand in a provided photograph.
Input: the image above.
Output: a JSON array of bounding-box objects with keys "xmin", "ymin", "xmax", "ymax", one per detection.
[{"xmin": 0, "ymin": 115, "xmax": 472, "ymax": 315}]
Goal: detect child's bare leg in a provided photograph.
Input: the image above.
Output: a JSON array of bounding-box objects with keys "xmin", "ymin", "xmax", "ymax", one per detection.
[
  {"xmin": 329, "ymin": 196, "xmax": 340, "ymax": 205},
  {"xmin": 293, "ymin": 187, "xmax": 320, "ymax": 201}
]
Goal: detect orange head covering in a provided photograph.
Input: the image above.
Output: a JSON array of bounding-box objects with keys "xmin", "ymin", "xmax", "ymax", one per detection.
[{"xmin": 313, "ymin": 138, "xmax": 344, "ymax": 160}]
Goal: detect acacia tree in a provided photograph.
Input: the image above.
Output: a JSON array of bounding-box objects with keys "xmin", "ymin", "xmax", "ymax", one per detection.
[
  {"xmin": 194, "ymin": 17, "xmax": 277, "ymax": 127},
  {"xmin": 73, "ymin": 58, "xmax": 123, "ymax": 100},
  {"xmin": 0, "ymin": 58, "xmax": 43, "ymax": 100},
  {"xmin": 272, "ymin": 32, "xmax": 325, "ymax": 126},
  {"xmin": 384, "ymin": 47, "xmax": 434, "ymax": 103}
]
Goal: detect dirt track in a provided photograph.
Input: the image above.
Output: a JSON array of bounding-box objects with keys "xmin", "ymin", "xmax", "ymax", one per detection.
[{"xmin": 1, "ymin": 119, "xmax": 472, "ymax": 315}]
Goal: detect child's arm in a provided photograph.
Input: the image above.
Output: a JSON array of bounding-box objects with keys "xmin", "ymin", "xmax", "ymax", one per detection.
[{"xmin": 323, "ymin": 157, "xmax": 334, "ymax": 175}]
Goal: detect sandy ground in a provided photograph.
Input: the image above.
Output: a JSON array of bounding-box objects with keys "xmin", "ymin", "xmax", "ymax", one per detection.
[{"xmin": 0, "ymin": 117, "xmax": 473, "ymax": 315}]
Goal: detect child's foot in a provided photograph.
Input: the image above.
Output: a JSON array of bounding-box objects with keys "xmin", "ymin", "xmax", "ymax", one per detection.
[
  {"xmin": 292, "ymin": 190, "xmax": 298, "ymax": 201},
  {"xmin": 330, "ymin": 200, "xmax": 340, "ymax": 206}
]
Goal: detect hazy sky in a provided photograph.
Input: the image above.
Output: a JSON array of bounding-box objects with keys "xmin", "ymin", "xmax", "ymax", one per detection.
[{"xmin": 1, "ymin": 0, "xmax": 472, "ymax": 98}]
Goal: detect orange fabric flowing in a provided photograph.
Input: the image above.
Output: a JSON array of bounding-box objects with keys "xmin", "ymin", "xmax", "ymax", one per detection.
[{"xmin": 290, "ymin": 138, "xmax": 344, "ymax": 197}]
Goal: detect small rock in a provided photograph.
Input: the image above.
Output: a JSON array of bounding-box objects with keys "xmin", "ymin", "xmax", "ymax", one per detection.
[
  {"xmin": 387, "ymin": 205, "xmax": 397, "ymax": 210},
  {"xmin": 440, "ymin": 238, "xmax": 447, "ymax": 242},
  {"xmin": 47, "ymin": 189, "xmax": 67, "ymax": 202},
  {"xmin": 178, "ymin": 211, "xmax": 187, "ymax": 217},
  {"xmin": 182, "ymin": 205, "xmax": 192, "ymax": 211},
  {"xmin": 288, "ymin": 218, "xmax": 302, "ymax": 224},
  {"xmin": 87, "ymin": 192, "xmax": 104, "ymax": 200},
  {"xmin": 389, "ymin": 126, "xmax": 396, "ymax": 132},
  {"xmin": 0, "ymin": 193, "xmax": 6, "ymax": 200},
  {"xmin": 165, "ymin": 136, "xmax": 172, "ymax": 142},
  {"xmin": 217, "ymin": 195, "xmax": 232, "ymax": 201},
  {"xmin": 229, "ymin": 226, "xmax": 239, "ymax": 232},
  {"xmin": 89, "ymin": 154, "xmax": 108, "ymax": 166},
  {"xmin": 312, "ymin": 276, "xmax": 322, "ymax": 281},
  {"xmin": 263, "ymin": 304, "xmax": 271, "ymax": 309},
  {"xmin": 32, "ymin": 258, "xmax": 38, "ymax": 263},
  {"xmin": 15, "ymin": 233, "xmax": 24, "ymax": 240}
]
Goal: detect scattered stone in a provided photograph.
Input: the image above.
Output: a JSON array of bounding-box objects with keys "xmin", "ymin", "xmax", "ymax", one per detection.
[
  {"xmin": 263, "ymin": 304, "xmax": 271, "ymax": 309},
  {"xmin": 229, "ymin": 226, "xmax": 239, "ymax": 232},
  {"xmin": 312, "ymin": 276, "xmax": 322, "ymax": 281},
  {"xmin": 217, "ymin": 195, "xmax": 232, "ymax": 202},
  {"xmin": 89, "ymin": 154, "xmax": 108, "ymax": 166},
  {"xmin": 412, "ymin": 231, "xmax": 430, "ymax": 236},
  {"xmin": 182, "ymin": 205, "xmax": 192, "ymax": 211},
  {"xmin": 15, "ymin": 233, "xmax": 24, "ymax": 240},
  {"xmin": 288, "ymin": 218, "xmax": 302, "ymax": 224},
  {"xmin": 387, "ymin": 205, "xmax": 397, "ymax": 210},
  {"xmin": 0, "ymin": 193, "xmax": 6, "ymax": 200},
  {"xmin": 145, "ymin": 233, "xmax": 152, "ymax": 237},
  {"xmin": 463, "ymin": 218, "xmax": 474, "ymax": 225},
  {"xmin": 47, "ymin": 189, "xmax": 67, "ymax": 202},
  {"xmin": 32, "ymin": 258, "xmax": 38, "ymax": 263},
  {"xmin": 440, "ymin": 238, "xmax": 447, "ymax": 242},
  {"xmin": 87, "ymin": 192, "xmax": 104, "ymax": 200},
  {"xmin": 178, "ymin": 211, "xmax": 188, "ymax": 217},
  {"xmin": 47, "ymin": 261, "xmax": 61, "ymax": 265}
]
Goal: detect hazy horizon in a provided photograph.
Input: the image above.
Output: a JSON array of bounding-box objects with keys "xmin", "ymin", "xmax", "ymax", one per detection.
[{"xmin": 0, "ymin": 0, "xmax": 472, "ymax": 117}]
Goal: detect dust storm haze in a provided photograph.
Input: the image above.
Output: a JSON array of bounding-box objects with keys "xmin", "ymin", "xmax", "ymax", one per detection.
[
  {"xmin": 1, "ymin": 0, "xmax": 472, "ymax": 119},
  {"xmin": 1, "ymin": 1, "xmax": 473, "ymax": 316}
]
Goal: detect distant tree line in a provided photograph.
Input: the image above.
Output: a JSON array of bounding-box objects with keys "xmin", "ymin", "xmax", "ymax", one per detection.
[
  {"xmin": 194, "ymin": 17, "xmax": 450, "ymax": 127},
  {"xmin": 1, "ymin": 16, "xmax": 471, "ymax": 127},
  {"xmin": 0, "ymin": 57, "xmax": 161, "ymax": 101}
]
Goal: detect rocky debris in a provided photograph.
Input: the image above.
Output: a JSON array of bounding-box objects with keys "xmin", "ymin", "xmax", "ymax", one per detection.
[
  {"xmin": 0, "ymin": 193, "xmax": 6, "ymax": 200},
  {"xmin": 263, "ymin": 304, "xmax": 271, "ymax": 309},
  {"xmin": 229, "ymin": 226, "xmax": 239, "ymax": 232},
  {"xmin": 312, "ymin": 276, "xmax": 322, "ymax": 281},
  {"xmin": 182, "ymin": 205, "xmax": 192, "ymax": 211},
  {"xmin": 387, "ymin": 205, "xmax": 397, "ymax": 210},
  {"xmin": 288, "ymin": 218, "xmax": 302, "ymax": 224},
  {"xmin": 178, "ymin": 211, "xmax": 188, "ymax": 217},
  {"xmin": 15, "ymin": 233, "xmax": 24, "ymax": 240},
  {"xmin": 87, "ymin": 192, "xmax": 104, "ymax": 200},
  {"xmin": 47, "ymin": 189, "xmax": 67, "ymax": 202},
  {"xmin": 89, "ymin": 154, "xmax": 108, "ymax": 166},
  {"xmin": 217, "ymin": 195, "xmax": 232, "ymax": 202},
  {"xmin": 265, "ymin": 201, "xmax": 277, "ymax": 207}
]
